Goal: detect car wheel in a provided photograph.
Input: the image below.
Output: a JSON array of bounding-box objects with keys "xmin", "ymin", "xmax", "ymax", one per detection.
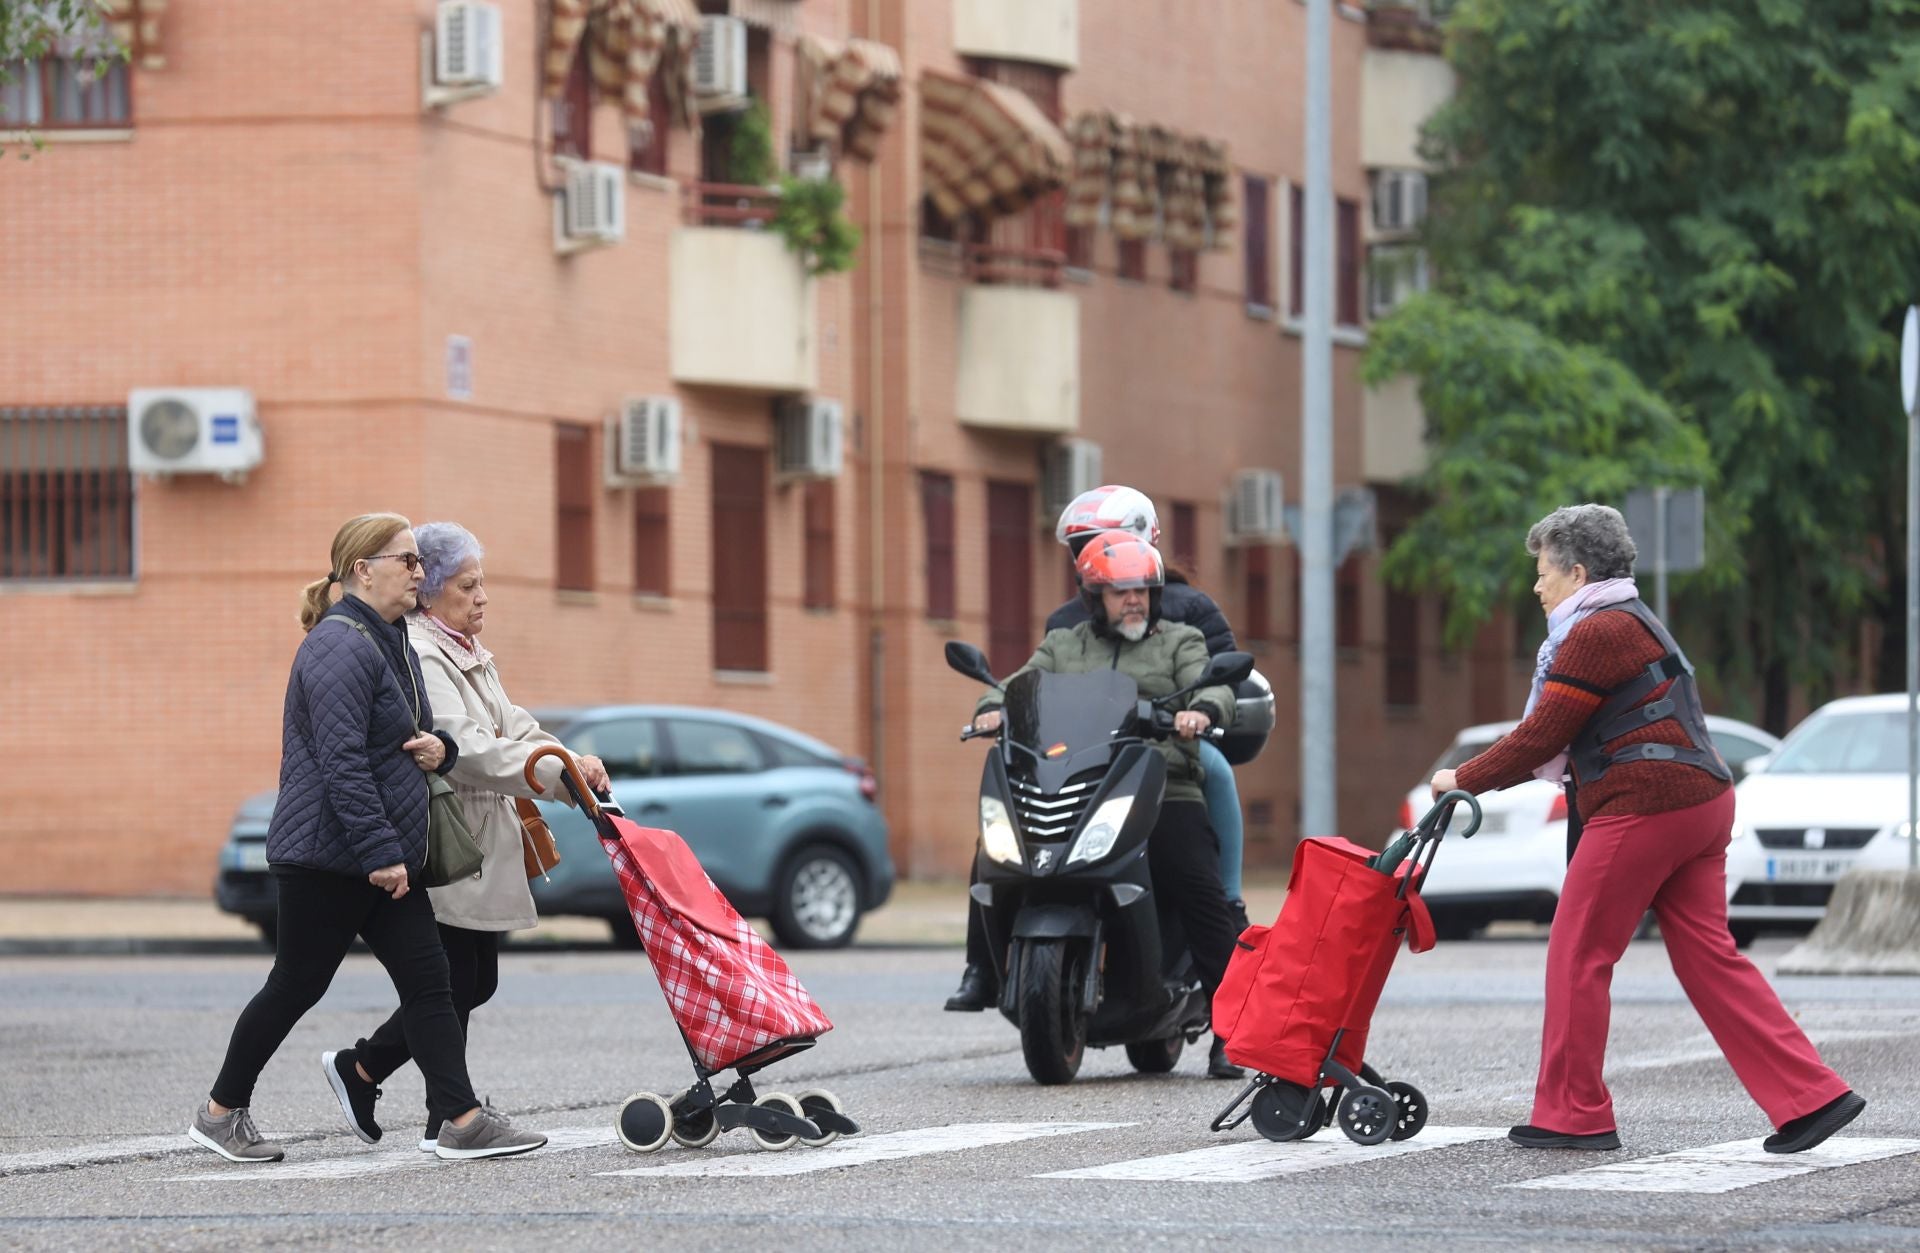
[
  {"xmin": 605, "ymin": 912, "xmax": 645, "ymax": 949},
  {"xmin": 1428, "ymin": 909, "xmax": 1482, "ymax": 943},
  {"xmin": 1728, "ymin": 921, "xmax": 1760, "ymax": 949},
  {"xmin": 771, "ymin": 843, "xmax": 862, "ymax": 950},
  {"xmin": 249, "ymin": 917, "xmax": 277, "ymax": 950}
]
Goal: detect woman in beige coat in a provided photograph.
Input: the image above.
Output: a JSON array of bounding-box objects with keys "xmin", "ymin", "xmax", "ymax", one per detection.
[{"xmin": 321, "ymin": 522, "xmax": 610, "ymax": 1151}]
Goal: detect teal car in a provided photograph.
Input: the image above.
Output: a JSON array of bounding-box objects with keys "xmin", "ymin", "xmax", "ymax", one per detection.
[{"xmin": 528, "ymin": 706, "xmax": 894, "ymax": 949}]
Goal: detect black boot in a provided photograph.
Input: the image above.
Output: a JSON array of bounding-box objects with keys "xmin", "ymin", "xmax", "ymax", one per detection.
[
  {"xmin": 944, "ymin": 963, "xmax": 995, "ymax": 1012},
  {"xmin": 1208, "ymin": 1036, "xmax": 1245, "ymax": 1080},
  {"xmin": 1228, "ymin": 898, "xmax": 1252, "ymax": 937}
]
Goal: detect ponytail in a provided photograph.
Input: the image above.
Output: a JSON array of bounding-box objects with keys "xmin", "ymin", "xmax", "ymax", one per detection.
[{"xmin": 297, "ymin": 574, "xmax": 336, "ymax": 632}]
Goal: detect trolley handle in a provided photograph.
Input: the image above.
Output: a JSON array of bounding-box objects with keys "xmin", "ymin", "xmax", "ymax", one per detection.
[
  {"xmin": 524, "ymin": 745, "xmax": 616, "ymax": 818},
  {"xmin": 1415, "ymin": 789, "xmax": 1481, "ymax": 842}
]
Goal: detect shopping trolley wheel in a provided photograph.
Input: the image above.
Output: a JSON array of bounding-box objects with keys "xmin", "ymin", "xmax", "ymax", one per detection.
[
  {"xmin": 794, "ymin": 1089, "xmax": 857, "ymax": 1147},
  {"xmin": 1386, "ymin": 1080, "xmax": 1427, "ymax": 1141},
  {"xmin": 1249, "ymin": 1081, "xmax": 1318, "ymax": 1143},
  {"xmin": 668, "ymin": 1088, "xmax": 720, "ymax": 1149},
  {"xmin": 617, "ymin": 1092, "xmax": 674, "ymax": 1153},
  {"xmin": 1297, "ymin": 1092, "xmax": 1332, "ymax": 1140},
  {"xmin": 1336, "ymin": 1084, "xmax": 1395, "ymax": 1146},
  {"xmin": 749, "ymin": 1092, "xmax": 807, "ymax": 1151}
]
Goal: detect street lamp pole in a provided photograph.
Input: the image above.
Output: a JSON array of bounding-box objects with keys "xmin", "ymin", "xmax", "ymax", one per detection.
[{"xmin": 1300, "ymin": 0, "xmax": 1336, "ymax": 837}]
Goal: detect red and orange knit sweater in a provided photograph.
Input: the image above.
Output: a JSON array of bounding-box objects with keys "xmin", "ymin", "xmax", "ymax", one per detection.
[{"xmin": 1455, "ymin": 608, "xmax": 1731, "ymax": 822}]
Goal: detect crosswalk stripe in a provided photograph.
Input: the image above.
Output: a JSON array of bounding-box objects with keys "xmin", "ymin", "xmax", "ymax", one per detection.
[
  {"xmin": 597, "ymin": 1121, "xmax": 1131, "ymax": 1179},
  {"xmin": 0, "ymin": 1133, "xmax": 246, "ymax": 1177},
  {"xmin": 161, "ymin": 1125, "xmax": 614, "ymax": 1182},
  {"xmin": 1507, "ymin": 1137, "xmax": 1920, "ymax": 1194},
  {"xmin": 1038, "ymin": 1126, "xmax": 1509, "ymax": 1182}
]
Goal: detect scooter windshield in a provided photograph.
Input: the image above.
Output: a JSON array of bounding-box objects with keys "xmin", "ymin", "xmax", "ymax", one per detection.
[{"xmin": 1003, "ymin": 668, "xmax": 1140, "ymax": 791}]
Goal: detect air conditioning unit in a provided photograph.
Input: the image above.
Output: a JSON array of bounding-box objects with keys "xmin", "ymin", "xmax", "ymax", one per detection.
[
  {"xmin": 774, "ymin": 397, "xmax": 844, "ymax": 481},
  {"xmin": 606, "ymin": 396, "xmax": 683, "ymax": 484},
  {"xmin": 127, "ymin": 388, "xmax": 263, "ymax": 482},
  {"xmin": 1226, "ymin": 469, "xmax": 1285, "ymax": 543},
  {"xmin": 1040, "ymin": 439, "xmax": 1103, "ymax": 519},
  {"xmin": 692, "ymin": 15, "xmax": 750, "ymax": 110},
  {"xmin": 554, "ymin": 159, "xmax": 626, "ymax": 254},
  {"xmin": 421, "ymin": 1, "xmax": 503, "ymax": 109},
  {"xmin": 1371, "ymin": 168, "xmax": 1428, "ymax": 234}
]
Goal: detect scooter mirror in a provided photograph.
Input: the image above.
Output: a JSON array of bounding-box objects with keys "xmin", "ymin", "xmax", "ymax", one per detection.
[
  {"xmin": 1205, "ymin": 651, "xmax": 1255, "ymax": 687},
  {"xmin": 945, "ymin": 641, "xmax": 998, "ymax": 686}
]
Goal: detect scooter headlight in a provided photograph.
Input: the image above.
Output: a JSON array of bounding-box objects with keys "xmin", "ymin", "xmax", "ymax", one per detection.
[
  {"xmin": 980, "ymin": 795, "xmax": 1023, "ymax": 866},
  {"xmin": 1067, "ymin": 793, "xmax": 1135, "ymax": 867}
]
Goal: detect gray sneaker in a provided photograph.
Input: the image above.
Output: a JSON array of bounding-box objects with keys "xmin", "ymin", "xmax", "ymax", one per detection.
[
  {"xmin": 187, "ymin": 1104, "xmax": 285, "ymax": 1163},
  {"xmin": 434, "ymin": 1101, "xmax": 547, "ymax": 1161}
]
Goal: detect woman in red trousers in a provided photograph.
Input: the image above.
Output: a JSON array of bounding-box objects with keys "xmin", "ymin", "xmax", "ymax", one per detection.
[{"xmin": 1432, "ymin": 504, "xmax": 1865, "ymax": 1153}]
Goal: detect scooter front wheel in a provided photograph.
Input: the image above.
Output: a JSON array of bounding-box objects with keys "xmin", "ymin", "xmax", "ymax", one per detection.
[{"xmin": 1018, "ymin": 939, "xmax": 1087, "ymax": 1086}]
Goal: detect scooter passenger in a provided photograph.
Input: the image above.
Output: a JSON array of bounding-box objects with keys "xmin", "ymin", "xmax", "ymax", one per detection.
[{"xmin": 953, "ymin": 528, "xmax": 1243, "ymax": 1078}]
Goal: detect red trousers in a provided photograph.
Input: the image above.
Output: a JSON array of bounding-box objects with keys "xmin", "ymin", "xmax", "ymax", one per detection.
[{"xmin": 1533, "ymin": 787, "xmax": 1851, "ymax": 1134}]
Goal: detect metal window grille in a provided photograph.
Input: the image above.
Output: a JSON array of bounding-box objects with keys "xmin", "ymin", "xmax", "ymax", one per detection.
[{"xmin": 0, "ymin": 407, "xmax": 136, "ymax": 582}]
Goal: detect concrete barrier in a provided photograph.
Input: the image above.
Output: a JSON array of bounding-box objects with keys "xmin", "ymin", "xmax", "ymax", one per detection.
[{"xmin": 1775, "ymin": 869, "xmax": 1920, "ymax": 976}]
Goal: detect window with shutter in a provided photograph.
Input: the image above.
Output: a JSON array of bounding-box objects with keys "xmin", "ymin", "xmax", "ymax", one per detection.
[
  {"xmin": 1243, "ymin": 544, "xmax": 1271, "ymax": 643},
  {"xmin": 0, "ymin": 408, "xmax": 135, "ymax": 582},
  {"xmin": 1171, "ymin": 500, "xmax": 1199, "ymax": 580},
  {"xmin": 1337, "ymin": 554, "xmax": 1362, "ymax": 649},
  {"xmin": 803, "ymin": 478, "xmax": 835, "ymax": 610},
  {"xmin": 986, "ymin": 480, "xmax": 1034, "ymax": 677},
  {"xmin": 1243, "ymin": 175, "xmax": 1272, "ymax": 312},
  {"xmin": 1337, "ymin": 196, "xmax": 1361, "ymax": 326},
  {"xmin": 711, "ymin": 444, "xmax": 768, "ymax": 671},
  {"xmin": 632, "ymin": 486, "xmax": 670, "ymax": 596},
  {"xmin": 553, "ymin": 38, "xmax": 592, "ymax": 160},
  {"xmin": 1385, "ymin": 583, "xmax": 1420, "ymax": 707},
  {"xmin": 555, "ymin": 422, "xmax": 595, "ymax": 591},
  {"xmin": 921, "ymin": 471, "xmax": 957, "ymax": 620}
]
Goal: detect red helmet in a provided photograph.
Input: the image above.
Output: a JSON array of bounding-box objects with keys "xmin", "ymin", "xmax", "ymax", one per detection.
[
  {"xmin": 1055, "ymin": 485, "xmax": 1160, "ymax": 548},
  {"xmin": 1074, "ymin": 529, "xmax": 1165, "ymax": 591}
]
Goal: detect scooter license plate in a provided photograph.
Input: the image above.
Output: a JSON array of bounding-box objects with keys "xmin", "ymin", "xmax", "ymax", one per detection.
[{"xmin": 1764, "ymin": 856, "xmax": 1850, "ymax": 882}]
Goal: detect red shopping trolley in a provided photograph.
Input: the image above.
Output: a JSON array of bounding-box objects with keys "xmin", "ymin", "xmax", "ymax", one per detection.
[
  {"xmin": 1208, "ymin": 790, "xmax": 1480, "ymax": 1145},
  {"xmin": 526, "ymin": 747, "xmax": 860, "ymax": 1153}
]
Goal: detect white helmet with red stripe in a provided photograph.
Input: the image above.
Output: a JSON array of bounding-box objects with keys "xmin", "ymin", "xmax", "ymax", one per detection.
[{"xmin": 1054, "ymin": 485, "xmax": 1160, "ymax": 549}]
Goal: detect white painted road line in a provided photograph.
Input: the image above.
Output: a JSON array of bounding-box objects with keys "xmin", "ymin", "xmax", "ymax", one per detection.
[
  {"xmin": 0, "ymin": 1133, "xmax": 237, "ymax": 1176},
  {"xmin": 162, "ymin": 1126, "xmax": 616, "ymax": 1182},
  {"xmin": 1508, "ymin": 1137, "xmax": 1920, "ymax": 1194},
  {"xmin": 1038, "ymin": 1126, "xmax": 1509, "ymax": 1183},
  {"xmin": 598, "ymin": 1122, "xmax": 1132, "ymax": 1179}
]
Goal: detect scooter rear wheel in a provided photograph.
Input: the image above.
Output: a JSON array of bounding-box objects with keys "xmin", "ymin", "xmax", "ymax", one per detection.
[{"xmin": 1123, "ymin": 1036, "xmax": 1184, "ymax": 1074}]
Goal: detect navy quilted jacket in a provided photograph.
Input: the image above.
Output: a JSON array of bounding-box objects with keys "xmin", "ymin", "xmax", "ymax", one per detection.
[
  {"xmin": 265, "ymin": 595, "xmax": 457, "ymax": 876},
  {"xmin": 1044, "ymin": 580, "xmax": 1238, "ymax": 655}
]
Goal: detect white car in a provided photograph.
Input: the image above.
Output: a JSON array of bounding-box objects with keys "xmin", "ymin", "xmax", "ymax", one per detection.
[
  {"xmin": 1726, "ymin": 693, "xmax": 1920, "ymax": 945},
  {"xmin": 1402, "ymin": 715, "xmax": 1781, "ymax": 940}
]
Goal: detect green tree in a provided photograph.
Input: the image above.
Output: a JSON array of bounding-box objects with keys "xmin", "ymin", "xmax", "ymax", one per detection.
[
  {"xmin": 1371, "ymin": 0, "xmax": 1920, "ymax": 728},
  {"xmin": 1, "ymin": 1, "xmax": 124, "ymax": 157}
]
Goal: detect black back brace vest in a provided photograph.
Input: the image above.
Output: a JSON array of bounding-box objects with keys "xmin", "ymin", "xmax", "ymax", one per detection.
[{"xmin": 1566, "ymin": 599, "xmax": 1732, "ymax": 787}]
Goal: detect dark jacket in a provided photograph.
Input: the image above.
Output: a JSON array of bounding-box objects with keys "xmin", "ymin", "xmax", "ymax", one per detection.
[
  {"xmin": 1045, "ymin": 580, "xmax": 1238, "ymax": 656},
  {"xmin": 265, "ymin": 595, "xmax": 457, "ymax": 877}
]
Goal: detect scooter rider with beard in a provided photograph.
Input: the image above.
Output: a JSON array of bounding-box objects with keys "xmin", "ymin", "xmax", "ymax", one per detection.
[{"xmin": 950, "ymin": 528, "xmax": 1245, "ymax": 1079}]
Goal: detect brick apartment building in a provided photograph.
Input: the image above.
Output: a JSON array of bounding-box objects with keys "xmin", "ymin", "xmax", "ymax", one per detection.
[{"xmin": 0, "ymin": 0, "xmax": 1529, "ymax": 898}]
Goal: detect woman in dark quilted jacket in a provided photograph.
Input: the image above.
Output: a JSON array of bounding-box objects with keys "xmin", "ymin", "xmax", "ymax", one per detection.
[{"xmin": 189, "ymin": 513, "xmax": 546, "ymax": 1165}]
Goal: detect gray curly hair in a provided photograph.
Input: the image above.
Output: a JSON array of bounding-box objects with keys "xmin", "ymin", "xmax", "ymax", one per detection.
[
  {"xmin": 1526, "ymin": 504, "xmax": 1636, "ymax": 580},
  {"xmin": 415, "ymin": 522, "xmax": 485, "ymax": 605}
]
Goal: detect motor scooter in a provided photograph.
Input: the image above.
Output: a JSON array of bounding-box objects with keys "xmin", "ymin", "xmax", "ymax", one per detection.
[{"xmin": 946, "ymin": 641, "xmax": 1255, "ymax": 1084}]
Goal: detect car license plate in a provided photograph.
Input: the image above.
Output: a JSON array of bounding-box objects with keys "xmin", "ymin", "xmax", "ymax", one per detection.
[
  {"xmin": 236, "ymin": 843, "xmax": 271, "ymax": 871},
  {"xmin": 1765, "ymin": 856, "xmax": 1849, "ymax": 883}
]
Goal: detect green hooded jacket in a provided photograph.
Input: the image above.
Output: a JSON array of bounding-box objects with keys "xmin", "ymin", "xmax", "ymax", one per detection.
[{"xmin": 974, "ymin": 620, "xmax": 1235, "ymax": 804}]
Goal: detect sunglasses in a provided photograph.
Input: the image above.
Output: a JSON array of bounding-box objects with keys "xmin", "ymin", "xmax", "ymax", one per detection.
[{"xmin": 364, "ymin": 552, "xmax": 422, "ymax": 572}]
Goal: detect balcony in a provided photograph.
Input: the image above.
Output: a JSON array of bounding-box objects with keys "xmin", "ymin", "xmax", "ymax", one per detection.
[
  {"xmin": 955, "ymin": 281, "xmax": 1079, "ymax": 435},
  {"xmin": 1361, "ymin": 30, "xmax": 1457, "ymax": 170},
  {"xmin": 669, "ymin": 184, "xmax": 818, "ymax": 394},
  {"xmin": 953, "ymin": 0, "xmax": 1078, "ymax": 70},
  {"xmin": 1363, "ymin": 374, "xmax": 1430, "ymax": 485}
]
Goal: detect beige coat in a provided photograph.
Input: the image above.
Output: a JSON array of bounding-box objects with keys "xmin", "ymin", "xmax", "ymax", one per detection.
[{"xmin": 408, "ymin": 614, "xmax": 573, "ymax": 932}]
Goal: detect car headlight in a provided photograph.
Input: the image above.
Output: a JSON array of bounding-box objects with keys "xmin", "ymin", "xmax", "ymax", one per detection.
[
  {"xmin": 980, "ymin": 795, "xmax": 1022, "ymax": 866},
  {"xmin": 1067, "ymin": 793, "xmax": 1135, "ymax": 867}
]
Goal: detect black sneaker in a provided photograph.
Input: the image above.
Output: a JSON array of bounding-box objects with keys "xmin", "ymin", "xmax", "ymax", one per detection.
[
  {"xmin": 1764, "ymin": 1091, "xmax": 1865, "ymax": 1154},
  {"xmin": 1507, "ymin": 1123, "xmax": 1620, "ymax": 1150},
  {"xmin": 322, "ymin": 1049, "xmax": 382, "ymax": 1144}
]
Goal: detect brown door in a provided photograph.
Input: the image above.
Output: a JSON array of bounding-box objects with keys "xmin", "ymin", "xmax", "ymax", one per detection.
[
  {"xmin": 710, "ymin": 444, "xmax": 768, "ymax": 672},
  {"xmin": 987, "ymin": 481, "xmax": 1034, "ymax": 677}
]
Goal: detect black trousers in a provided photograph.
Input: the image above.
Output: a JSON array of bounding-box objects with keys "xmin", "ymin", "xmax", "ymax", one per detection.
[
  {"xmin": 964, "ymin": 800, "xmax": 1237, "ymax": 1003},
  {"xmin": 209, "ymin": 867, "xmax": 479, "ymax": 1121},
  {"xmin": 357, "ymin": 923, "xmax": 501, "ymax": 1113}
]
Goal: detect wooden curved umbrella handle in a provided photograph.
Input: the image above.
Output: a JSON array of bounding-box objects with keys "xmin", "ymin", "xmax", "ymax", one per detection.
[{"xmin": 525, "ymin": 745, "xmax": 601, "ymax": 819}]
